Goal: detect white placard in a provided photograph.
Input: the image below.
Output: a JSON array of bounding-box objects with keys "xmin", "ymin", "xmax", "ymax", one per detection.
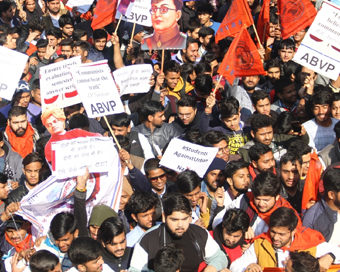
[
  {"xmin": 52, "ymin": 136, "xmax": 116, "ymax": 178},
  {"xmin": 159, "ymin": 138, "xmax": 219, "ymax": 178},
  {"xmin": 113, "ymin": 64, "xmax": 153, "ymax": 96},
  {"xmin": 66, "ymin": 0, "xmax": 94, "ymax": 13},
  {"xmin": 293, "ymin": 1, "xmax": 340, "ymax": 80},
  {"xmin": 0, "ymin": 47, "xmax": 28, "ymax": 100},
  {"xmin": 40, "ymin": 56, "xmax": 82, "ymax": 110},
  {"xmin": 115, "ymin": 0, "xmax": 152, "ymax": 27},
  {"xmin": 69, "ymin": 61, "xmax": 125, "ymax": 118}
]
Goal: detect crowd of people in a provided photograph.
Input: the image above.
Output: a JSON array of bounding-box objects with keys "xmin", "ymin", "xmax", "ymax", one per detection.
[{"xmin": 0, "ymin": 0, "xmax": 340, "ymax": 271}]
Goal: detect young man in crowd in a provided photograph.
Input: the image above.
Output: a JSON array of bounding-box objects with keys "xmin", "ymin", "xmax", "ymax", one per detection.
[
  {"xmin": 272, "ymin": 77, "xmax": 299, "ymax": 114},
  {"xmin": 60, "ymin": 38, "xmax": 73, "ymax": 59},
  {"xmin": 248, "ymin": 143, "xmax": 276, "ymax": 179},
  {"xmin": 72, "ymin": 40, "xmax": 92, "ymax": 63},
  {"xmin": 198, "ymin": 27, "xmax": 215, "ymax": 57},
  {"xmin": 260, "ymin": 59, "xmax": 281, "ymax": 93},
  {"xmin": 153, "ymin": 244, "xmax": 184, "ymax": 272},
  {"xmin": 197, "ymin": 2, "xmax": 220, "ymax": 33},
  {"xmin": 58, "ymin": 15, "xmax": 74, "ymax": 39},
  {"xmin": 171, "ymin": 37, "xmax": 199, "ymax": 65}
]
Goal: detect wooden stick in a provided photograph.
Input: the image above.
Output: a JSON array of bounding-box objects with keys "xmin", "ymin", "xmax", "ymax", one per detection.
[
  {"xmin": 130, "ymin": 23, "xmax": 136, "ymax": 45},
  {"xmin": 262, "ymin": 23, "xmax": 267, "ymax": 46},
  {"xmin": 114, "ymin": 14, "xmax": 123, "ymax": 35},
  {"xmin": 103, "ymin": 115, "xmax": 122, "ymax": 150},
  {"xmin": 161, "ymin": 50, "xmax": 165, "ymax": 73},
  {"xmin": 252, "ymin": 24, "xmax": 263, "ymax": 49},
  {"xmin": 213, "ymin": 75, "xmax": 223, "ymax": 93}
]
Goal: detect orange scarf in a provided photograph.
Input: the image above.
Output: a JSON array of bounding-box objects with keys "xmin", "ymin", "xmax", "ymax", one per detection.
[
  {"xmin": 247, "ymin": 192, "xmax": 302, "ymax": 226},
  {"xmin": 5, "ymin": 123, "xmax": 35, "ymax": 158},
  {"xmin": 5, "ymin": 231, "xmax": 33, "ymax": 253},
  {"xmin": 255, "ymin": 226, "xmax": 325, "ymax": 252},
  {"xmin": 248, "ymin": 164, "xmax": 276, "ymax": 180}
]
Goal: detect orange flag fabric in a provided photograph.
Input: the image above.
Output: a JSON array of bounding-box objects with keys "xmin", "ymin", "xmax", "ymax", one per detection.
[
  {"xmin": 215, "ymin": 0, "xmax": 253, "ymax": 42},
  {"xmin": 301, "ymin": 152, "xmax": 322, "ymax": 216},
  {"xmin": 278, "ymin": 0, "xmax": 317, "ymax": 39},
  {"xmin": 91, "ymin": 0, "xmax": 118, "ymax": 30},
  {"xmin": 217, "ymin": 25, "xmax": 266, "ymax": 84},
  {"xmin": 256, "ymin": 0, "xmax": 271, "ymax": 45}
]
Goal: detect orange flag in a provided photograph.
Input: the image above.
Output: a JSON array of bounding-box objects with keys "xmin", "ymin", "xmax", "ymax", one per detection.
[
  {"xmin": 256, "ymin": 0, "xmax": 271, "ymax": 45},
  {"xmin": 278, "ymin": 0, "xmax": 317, "ymax": 39},
  {"xmin": 91, "ymin": 0, "xmax": 118, "ymax": 30},
  {"xmin": 301, "ymin": 152, "xmax": 322, "ymax": 216},
  {"xmin": 217, "ymin": 25, "xmax": 266, "ymax": 84},
  {"xmin": 215, "ymin": 0, "xmax": 253, "ymax": 42}
]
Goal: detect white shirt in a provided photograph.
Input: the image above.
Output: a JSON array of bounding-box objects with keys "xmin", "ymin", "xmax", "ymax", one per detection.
[
  {"xmin": 329, "ymin": 213, "xmax": 340, "ymax": 245},
  {"xmin": 126, "ymin": 225, "xmax": 145, "ymax": 247}
]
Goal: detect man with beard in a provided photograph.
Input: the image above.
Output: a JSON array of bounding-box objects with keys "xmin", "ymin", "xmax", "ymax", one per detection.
[
  {"xmin": 271, "ymin": 77, "xmax": 299, "ymax": 114},
  {"xmin": 99, "ymin": 217, "xmax": 132, "ymax": 271},
  {"xmin": 248, "ymin": 143, "xmax": 276, "ymax": 179},
  {"xmin": 228, "ymin": 75, "xmax": 261, "ymax": 122},
  {"xmin": 131, "ymin": 101, "xmax": 181, "ymax": 157},
  {"xmin": 171, "ymin": 37, "xmax": 199, "ymax": 65},
  {"xmin": 126, "ymin": 191, "xmax": 158, "ymax": 247},
  {"xmin": 303, "ymin": 89, "xmax": 338, "ymax": 152},
  {"xmin": 198, "ymin": 27, "xmax": 214, "ymax": 57},
  {"xmin": 279, "ymin": 152, "xmax": 303, "ymax": 214},
  {"xmin": 212, "ymin": 171, "xmax": 300, "ymax": 236},
  {"xmin": 230, "ymin": 207, "xmax": 340, "ymax": 272},
  {"xmin": 4, "ymin": 106, "xmax": 40, "ymax": 159},
  {"xmin": 129, "ymin": 193, "xmax": 228, "ymax": 272},
  {"xmin": 260, "ymin": 59, "xmax": 281, "ymax": 94}
]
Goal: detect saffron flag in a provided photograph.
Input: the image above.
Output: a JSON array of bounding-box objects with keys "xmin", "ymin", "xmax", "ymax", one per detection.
[
  {"xmin": 256, "ymin": 0, "xmax": 271, "ymax": 45},
  {"xmin": 91, "ymin": 0, "xmax": 118, "ymax": 30},
  {"xmin": 278, "ymin": 0, "xmax": 317, "ymax": 39},
  {"xmin": 217, "ymin": 25, "xmax": 266, "ymax": 84},
  {"xmin": 215, "ymin": 0, "xmax": 253, "ymax": 42},
  {"xmin": 301, "ymin": 152, "xmax": 322, "ymax": 216}
]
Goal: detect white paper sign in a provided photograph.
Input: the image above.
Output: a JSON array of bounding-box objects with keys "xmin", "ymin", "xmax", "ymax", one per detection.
[
  {"xmin": 66, "ymin": 0, "xmax": 94, "ymax": 13},
  {"xmin": 115, "ymin": 0, "xmax": 152, "ymax": 27},
  {"xmin": 293, "ymin": 1, "xmax": 340, "ymax": 80},
  {"xmin": 40, "ymin": 56, "xmax": 82, "ymax": 110},
  {"xmin": 113, "ymin": 64, "xmax": 153, "ymax": 96},
  {"xmin": 69, "ymin": 61, "xmax": 125, "ymax": 118},
  {"xmin": 0, "ymin": 47, "xmax": 28, "ymax": 100},
  {"xmin": 52, "ymin": 136, "xmax": 116, "ymax": 178},
  {"xmin": 159, "ymin": 138, "xmax": 218, "ymax": 177}
]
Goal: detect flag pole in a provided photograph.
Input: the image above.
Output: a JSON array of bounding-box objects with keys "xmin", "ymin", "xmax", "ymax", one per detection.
[
  {"xmin": 252, "ymin": 24, "xmax": 263, "ymax": 49},
  {"xmin": 130, "ymin": 23, "xmax": 136, "ymax": 45},
  {"xmin": 161, "ymin": 50, "xmax": 165, "ymax": 73},
  {"xmin": 213, "ymin": 75, "xmax": 223, "ymax": 93},
  {"xmin": 114, "ymin": 14, "xmax": 123, "ymax": 35},
  {"xmin": 103, "ymin": 116, "xmax": 122, "ymax": 150},
  {"xmin": 262, "ymin": 23, "xmax": 267, "ymax": 46}
]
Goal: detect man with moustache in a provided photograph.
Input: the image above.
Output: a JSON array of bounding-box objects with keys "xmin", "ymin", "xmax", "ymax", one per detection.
[
  {"xmin": 272, "ymin": 77, "xmax": 299, "ymax": 114},
  {"xmin": 248, "ymin": 143, "xmax": 276, "ymax": 179},
  {"xmin": 303, "ymin": 89, "xmax": 338, "ymax": 152}
]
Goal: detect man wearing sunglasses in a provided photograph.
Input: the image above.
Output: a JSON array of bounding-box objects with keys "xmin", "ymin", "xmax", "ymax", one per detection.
[{"xmin": 141, "ymin": 0, "xmax": 186, "ymax": 50}]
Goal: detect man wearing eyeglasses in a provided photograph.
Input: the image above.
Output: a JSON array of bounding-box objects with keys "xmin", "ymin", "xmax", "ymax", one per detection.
[{"xmin": 141, "ymin": 0, "xmax": 186, "ymax": 50}]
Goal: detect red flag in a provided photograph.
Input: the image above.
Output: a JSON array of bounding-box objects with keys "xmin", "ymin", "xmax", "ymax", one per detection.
[
  {"xmin": 217, "ymin": 25, "xmax": 266, "ymax": 84},
  {"xmin": 256, "ymin": 0, "xmax": 271, "ymax": 45},
  {"xmin": 91, "ymin": 0, "xmax": 118, "ymax": 30},
  {"xmin": 215, "ymin": 0, "xmax": 253, "ymax": 42},
  {"xmin": 278, "ymin": 0, "xmax": 317, "ymax": 39}
]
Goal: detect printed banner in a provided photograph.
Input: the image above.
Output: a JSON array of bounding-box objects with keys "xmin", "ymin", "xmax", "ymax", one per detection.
[{"xmin": 115, "ymin": 0, "xmax": 152, "ymax": 26}]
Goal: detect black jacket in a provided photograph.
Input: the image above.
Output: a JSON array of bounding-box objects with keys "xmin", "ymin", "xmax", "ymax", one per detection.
[{"xmin": 102, "ymin": 247, "xmax": 132, "ymax": 271}]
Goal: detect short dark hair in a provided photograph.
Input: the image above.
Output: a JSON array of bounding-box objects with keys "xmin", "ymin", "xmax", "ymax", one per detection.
[
  {"xmin": 177, "ymin": 170, "xmax": 201, "ymax": 193},
  {"xmin": 252, "ymin": 171, "xmax": 280, "ymax": 197},
  {"xmin": 280, "ymin": 152, "xmax": 302, "ymax": 168},
  {"xmin": 185, "ymin": 36, "xmax": 199, "ymax": 50},
  {"xmin": 99, "ymin": 217, "xmax": 125, "ymax": 244},
  {"xmin": 60, "ymin": 38, "xmax": 74, "ymax": 47},
  {"xmin": 250, "ymin": 114, "xmax": 273, "ymax": 133},
  {"xmin": 278, "ymin": 38, "xmax": 295, "ymax": 51},
  {"xmin": 195, "ymin": 74, "xmax": 212, "ymax": 95},
  {"xmin": 162, "ymin": 193, "xmax": 192, "ymax": 217},
  {"xmin": 198, "ymin": 27, "xmax": 215, "ymax": 38},
  {"xmin": 154, "ymin": 244, "xmax": 184, "ymax": 272},
  {"xmin": 46, "ymin": 27, "xmax": 62, "ymax": 39},
  {"xmin": 32, "ymin": 79, "xmax": 40, "ymax": 90},
  {"xmin": 0, "ymin": 1, "xmax": 11, "ymax": 15},
  {"xmin": 109, "ymin": 113, "xmax": 131, "ymax": 128},
  {"xmin": 251, "ymin": 89, "xmax": 270, "ymax": 106},
  {"xmin": 72, "ymin": 40, "xmax": 91, "ymax": 53},
  {"xmin": 264, "ymin": 58, "xmax": 281, "ymax": 71},
  {"xmin": 50, "ymin": 212, "xmax": 77, "ymax": 240},
  {"xmin": 334, "ymin": 93, "xmax": 340, "ymax": 102},
  {"xmin": 140, "ymin": 100, "xmax": 164, "ymax": 120},
  {"xmin": 222, "ymin": 208, "xmax": 250, "ymax": 234},
  {"xmin": 0, "ymin": 33, "xmax": 7, "ymax": 46},
  {"xmin": 197, "ymin": 2, "xmax": 214, "ymax": 14},
  {"xmin": 323, "ymin": 168, "xmax": 340, "ymax": 194},
  {"xmin": 187, "ymin": 19, "xmax": 201, "ymax": 33},
  {"xmin": 30, "ymin": 250, "xmax": 60, "ymax": 272},
  {"xmin": 202, "ymin": 130, "xmax": 229, "ymax": 146},
  {"xmin": 93, "ymin": 29, "xmax": 107, "ymax": 40},
  {"xmin": 0, "ymin": 173, "xmax": 7, "ymax": 185},
  {"xmin": 23, "ymin": 153, "xmax": 44, "ymax": 167},
  {"xmin": 194, "ymin": 62, "xmax": 212, "ymax": 76},
  {"xmin": 183, "ymin": 129, "xmax": 202, "ymax": 144},
  {"xmin": 311, "ymin": 88, "xmax": 334, "ymax": 107},
  {"xmin": 249, "ymin": 143, "xmax": 272, "ymax": 162},
  {"xmin": 29, "ymin": 18, "xmax": 45, "ymax": 33},
  {"xmin": 73, "ymin": 29, "xmax": 87, "ymax": 41},
  {"xmin": 144, "ymin": 158, "xmax": 163, "ymax": 176},
  {"xmin": 59, "ymin": 15, "xmax": 74, "ymax": 28},
  {"xmin": 69, "ymin": 113, "xmax": 89, "ymax": 130},
  {"xmin": 220, "ymin": 98, "xmax": 239, "ymax": 119},
  {"xmin": 274, "ymin": 77, "xmax": 295, "ymax": 95},
  {"xmin": 177, "ymin": 95, "xmax": 196, "ymax": 109},
  {"xmin": 224, "ymin": 161, "xmax": 249, "ymax": 179},
  {"xmin": 36, "ymin": 39, "xmax": 48, "ymax": 48},
  {"xmin": 269, "ymin": 207, "xmax": 298, "ymax": 231},
  {"xmin": 68, "ymin": 237, "xmax": 103, "ymax": 266},
  {"xmin": 335, "ymin": 121, "xmax": 340, "ymax": 139},
  {"xmin": 287, "ymin": 140, "xmax": 312, "ymax": 156},
  {"xmin": 269, "ymin": 6, "xmax": 278, "ymax": 24},
  {"xmin": 200, "ymin": 51, "xmax": 217, "ymax": 64},
  {"xmin": 8, "ymin": 106, "xmax": 27, "ymax": 121},
  {"xmin": 164, "ymin": 60, "xmax": 181, "ymax": 75},
  {"xmin": 289, "ymin": 252, "xmax": 320, "ymax": 272},
  {"xmin": 275, "ymin": 111, "xmax": 296, "ymax": 134},
  {"xmin": 127, "ymin": 190, "xmax": 158, "ymax": 215}
]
